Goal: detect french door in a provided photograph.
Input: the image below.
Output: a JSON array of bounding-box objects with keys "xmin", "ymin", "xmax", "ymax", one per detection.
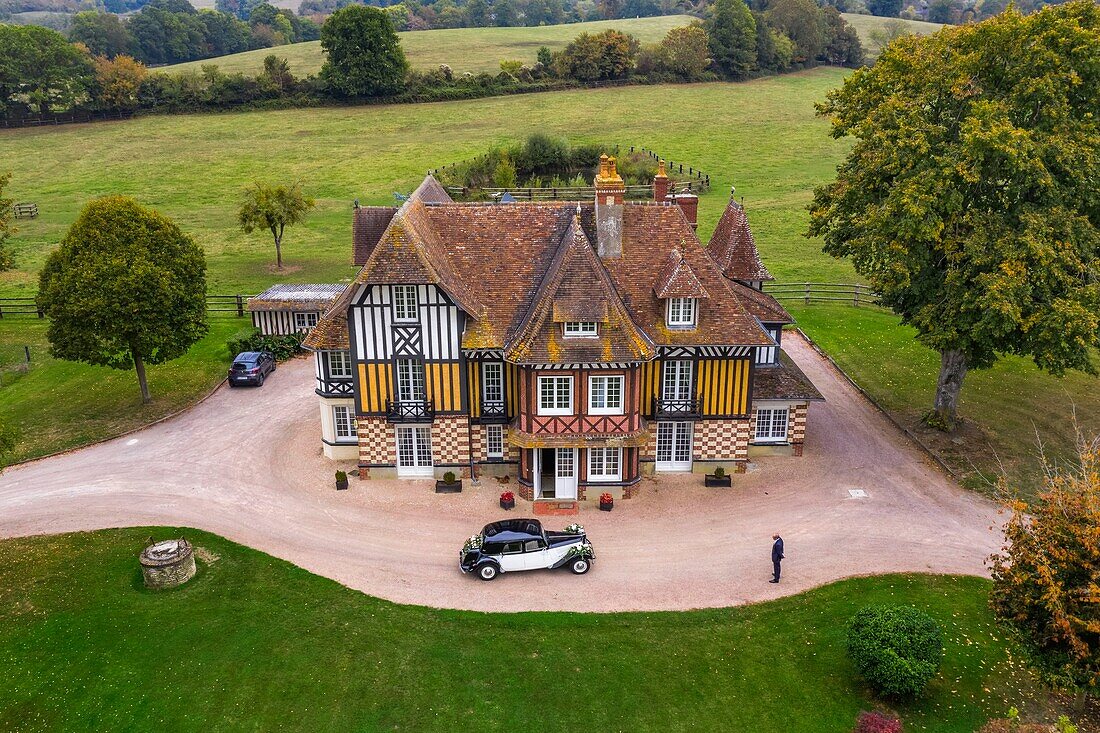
[
  {"xmin": 396, "ymin": 425, "xmax": 433, "ymax": 477},
  {"xmin": 662, "ymin": 360, "xmax": 693, "ymax": 400},
  {"xmin": 396, "ymin": 359, "xmax": 425, "ymax": 403},
  {"xmin": 535, "ymin": 448, "xmax": 577, "ymax": 500},
  {"xmin": 656, "ymin": 421, "xmax": 693, "ymax": 472}
]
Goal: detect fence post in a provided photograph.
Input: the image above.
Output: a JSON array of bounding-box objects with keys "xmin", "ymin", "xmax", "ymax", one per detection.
[
  {"xmin": 236, "ymin": 295, "xmax": 244, "ymax": 317},
  {"xmin": 24, "ymin": 345, "xmax": 30, "ymax": 363},
  {"xmin": 854, "ymin": 286, "xmax": 860, "ymax": 308},
  {"xmin": 804, "ymin": 283, "xmax": 810, "ymax": 306}
]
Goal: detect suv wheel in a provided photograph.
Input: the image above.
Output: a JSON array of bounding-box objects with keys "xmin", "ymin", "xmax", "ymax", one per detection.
[
  {"xmin": 569, "ymin": 558, "xmax": 590, "ymax": 575},
  {"xmin": 478, "ymin": 564, "xmax": 499, "ymax": 581}
]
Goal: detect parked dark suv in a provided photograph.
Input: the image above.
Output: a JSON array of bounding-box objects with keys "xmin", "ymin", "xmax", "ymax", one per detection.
[{"xmin": 228, "ymin": 351, "xmax": 276, "ymax": 387}]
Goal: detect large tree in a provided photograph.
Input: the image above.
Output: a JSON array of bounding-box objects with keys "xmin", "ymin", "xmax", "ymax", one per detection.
[
  {"xmin": 764, "ymin": 0, "xmax": 825, "ymax": 63},
  {"xmin": 554, "ymin": 29, "xmax": 639, "ymax": 81},
  {"xmin": 37, "ymin": 197, "xmax": 208, "ymax": 404},
  {"xmin": 320, "ymin": 5, "xmax": 408, "ymax": 97},
  {"xmin": 990, "ymin": 437, "xmax": 1100, "ymax": 702},
  {"xmin": 68, "ymin": 11, "xmax": 133, "ymax": 59},
  {"xmin": 237, "ymin": 181, "xmax": 315, "ymax": 270},
  {"xmin": 808, "ymin": 1, "xmax": 1100, "ymax": 431},
  {"xmin": 0, "ymin": 25, "xmax": 93, "ymax": 116},
  {"xmin": 707, "ymin": 0, "xmax": 756, "ymax": 79}
]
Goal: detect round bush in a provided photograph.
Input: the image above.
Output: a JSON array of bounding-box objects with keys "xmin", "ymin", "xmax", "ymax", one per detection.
[{"xmin": 846, "ymin": 605, "xmax": 943, "ymax": 698}]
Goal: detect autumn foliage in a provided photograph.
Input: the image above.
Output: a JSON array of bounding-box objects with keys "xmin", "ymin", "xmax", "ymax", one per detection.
[{"xmin": 990, "ymin": 440, "xmax": 1100, "ymax": 696}]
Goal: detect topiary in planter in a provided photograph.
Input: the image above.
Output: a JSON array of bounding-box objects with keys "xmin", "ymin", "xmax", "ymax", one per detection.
[
  {"xmin": 443, "ymin": 471, "xmax": 456, "ymax": 484},
  {"xmin": 335, "ymin": 470, "xmax": 348, "ymax": 490},
  {"xmin": 847, "ymin": 605, "xmax": 943, "ymax": 698}
]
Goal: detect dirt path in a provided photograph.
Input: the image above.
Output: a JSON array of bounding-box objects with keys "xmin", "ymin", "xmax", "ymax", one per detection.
[{"xmin": 0, "ymin": 333, "xmax": 1004, "ymax": 612}]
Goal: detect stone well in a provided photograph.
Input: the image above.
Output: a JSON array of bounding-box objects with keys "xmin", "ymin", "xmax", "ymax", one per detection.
[{"xmin": 140, "ymin": 538, "xmax": 197, "ymax": 590}]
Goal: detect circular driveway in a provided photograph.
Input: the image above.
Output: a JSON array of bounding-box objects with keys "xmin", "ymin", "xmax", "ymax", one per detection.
[{"xmin": 0, "ymin": 333, "xmax": 1004, "ymax": 612}]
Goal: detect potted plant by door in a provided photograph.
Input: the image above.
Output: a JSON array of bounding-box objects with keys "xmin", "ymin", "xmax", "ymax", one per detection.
[
  {"xmin": 435, "ymin": 471, "xmax": 463, "ymax": 494},
  {"xmin": 705, "ymin": 466, "xmax": 732, "ymax": 488},
  {"xmin": 335, "ymin": 470, "xmax": 349, "ymax": 490},
  {"xmin": 499, "ymin": 490, "xmax": 515, "ymax": 510},
  {"xmin": 599, "ymin": 492, "xmax": 614, "ymax": 512}
]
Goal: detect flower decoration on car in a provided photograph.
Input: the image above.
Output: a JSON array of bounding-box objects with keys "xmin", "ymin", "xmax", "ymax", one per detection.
[
  {"xmin": 565, "ymin": 544, "xmax": 591, "ymax": 559},
  {"xmin": 564, "ymin": 523, "xmax": 584, "ymax": 535},
  {"xmin": 462, "ymin": 534, "xmax": 483, "ymax": 552}
]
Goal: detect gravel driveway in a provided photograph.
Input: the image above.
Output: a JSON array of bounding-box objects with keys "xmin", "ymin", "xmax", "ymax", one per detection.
[{"xmin": 0, "ymin": 332, "xmax": 1004, "ymax": 612}]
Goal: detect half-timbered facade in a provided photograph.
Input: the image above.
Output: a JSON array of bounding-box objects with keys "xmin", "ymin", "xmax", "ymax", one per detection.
[
  {"xmin": 305, "ymin": 157, "xmax": 822, "ymax": 509},
  {"xmin": 248, "ymin": 284, "xmax": 344, "ymax": 336}
]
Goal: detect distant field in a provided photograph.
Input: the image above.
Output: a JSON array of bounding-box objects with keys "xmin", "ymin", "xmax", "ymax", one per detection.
[
  {"xmin": 167, "ymin": 15, "xmax": 694, "ymax": 76},
  {"xmin": 842, "ymin": 13, "xmax": 943, "ymax": 56}
]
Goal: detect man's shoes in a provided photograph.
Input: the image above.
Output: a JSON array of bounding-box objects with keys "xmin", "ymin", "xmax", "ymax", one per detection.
[{"xmin": 769, "ymin": 579, "xmax": 779, "ymax": 583}]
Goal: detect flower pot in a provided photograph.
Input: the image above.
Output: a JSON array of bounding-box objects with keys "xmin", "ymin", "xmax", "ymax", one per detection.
[
  {"xmin": 499, "ymin": 498, "xmax": 515, "ymax": 510},
  {"xmin": 705, "ymin": 474, "xmax": 732, "ymax": 488},
  {"xmin": 599, "ymin": 502, "xmax": 613, "ymax": 512},
  {"xmin": 435, "ymin": 480, "xmax": 462, "ymax": 494},
  {"xmin": 335, "ymin": 478, "xmax": 349, "ymax": 491}
]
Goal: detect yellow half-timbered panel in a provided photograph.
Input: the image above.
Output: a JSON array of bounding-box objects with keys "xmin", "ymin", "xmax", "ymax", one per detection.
[
  {"xmin": 696, "ymin": 358, "xmax": 750, "ymax": 417},
  {"xmin": 639, "ymin": 360, "xmax": 659, "ymax": 417},
  {"xmin": 358, "ymin": 363, "xmax": 392, "ymax": 413},
  {"xmin": 425, "ymin": 362, "xmax": 463, "ymax": 412}
]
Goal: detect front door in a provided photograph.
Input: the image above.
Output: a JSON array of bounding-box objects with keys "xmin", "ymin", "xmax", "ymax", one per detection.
[
  {"xmin": 554, "ymin": 448, "xmax": 577, "ymax": 499},
  {"xmin": 396, "ymin": 425, "xmax": 433, "ymax": 477},
  {"xmin": 656, "ymin": 421, "xmax": 693, "ymax": 471}
]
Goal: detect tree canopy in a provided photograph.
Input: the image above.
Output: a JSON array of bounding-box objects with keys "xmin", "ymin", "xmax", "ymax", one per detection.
[
  {"xmin": 37, "ymin": 197, "xmax": 208, "ymax": 404},
  {"xmin": 238, "ymin": 181, "xmax": 315, "ymax": 269},
  {"xmin": 320, "ymin": 5, "xmax": 408, "ymax": 97},
  {"xmin": 553, "ymin": 29, "xmax": 639, "ymax": 81},
  {"xmin": 0, "ymin": 24, "xmax": 93, "ymax": 117},
  {"xmin": 707, "ymin": 0, "xmax": 757, "ymax": 79},
  {"xmin": 808, "ymin": 1, "xmax": 1100, "ymax": 430}
]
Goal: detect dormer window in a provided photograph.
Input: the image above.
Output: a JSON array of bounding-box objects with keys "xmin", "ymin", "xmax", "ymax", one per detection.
[
  {"xmin": 666, "ymin": 298, "xmax": 697, "ymax": 328},
  {"xmin": 392, "ymin": 285, "xmax": 418, "ymax": 322},
  {"xmin": 563, "ymin": 322, "xmax": 598, "ymax": 337}
]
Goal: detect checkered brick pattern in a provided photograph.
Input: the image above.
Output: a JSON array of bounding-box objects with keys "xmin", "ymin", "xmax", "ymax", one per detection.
[
  {"xmin": 432, "ymin": 416, "xmax": 470, "ymax": 465},
  {"xmin": 470, "ymin": 424, "xmax": 519, "ymax": 463},
  {"xmin": 790, "ymin": 403, "xmax": 808, "ymax": 445},
  {"xmin": 357, "ymin": 417, "xmax": 395, "ymax": 465},
  {"xmin": 693, "ymin": 419, "xmax": 749, "ymax": 461}
]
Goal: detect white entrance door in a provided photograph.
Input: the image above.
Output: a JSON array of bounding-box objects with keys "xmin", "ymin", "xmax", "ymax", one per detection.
[
  {"xmin": 656, "ymin": 421, "xmax": 693, "ymax": 471},
  {"xmin": 396, "ymin": 425, "xmax": 433, "ymax": 477},
  {"xmin": 554, "ymin": 448, "xmax": 577, "ymax": 499}
]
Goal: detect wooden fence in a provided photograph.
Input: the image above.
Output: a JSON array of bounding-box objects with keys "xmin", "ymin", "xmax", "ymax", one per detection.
[
  {"xmin": 764, "ymin": 282, "xmax": 882, "ymax": 308},
  {"xmin": 1, "ymin": 110, "xmax": 136, "ymax": 129},
  {"xmin": 0, "ymin": 295, "xmax": 257, "ymax": 319}
]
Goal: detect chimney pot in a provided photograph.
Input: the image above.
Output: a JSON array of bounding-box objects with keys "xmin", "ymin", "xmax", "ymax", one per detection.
[
  {"xmin": 653, "ymin": 159, "xmax": 670, "ymax": 202},
  {"xmin": 594, "ymin": 154, "xmax": 625, "ymax": 259}
]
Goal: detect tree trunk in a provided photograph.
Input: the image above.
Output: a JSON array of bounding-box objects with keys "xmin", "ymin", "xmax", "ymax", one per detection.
[
  {"xmin": 133, "ymin": 349, "xmax": 151, "ymax": 404},
  {"xmin": 930, "ymin": 349, "xmax": 967, "ymax": 431},
  {"xmin": 274, "ymin": 233, "xmax": 282, "ymax": 270}
]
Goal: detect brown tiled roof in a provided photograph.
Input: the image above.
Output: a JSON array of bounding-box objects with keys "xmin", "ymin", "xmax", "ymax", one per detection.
[
  {"xmin": 707, "ymin": 196, "xmax": 773, "ymax": 283},
  {"xmin": 352, "ymin": 206, "xmax": 398, "ymax": 266},
  {"xmin": 248, "ymin": 284, "xmax": 344, "ymax": 312},
  {"xmin": 504, "ymin": 215, "xmax": 655, "ymax": 364},
  {"xmin": 730, "ymin": 281, "xmax": 792, "ymax": 324},
  {"xmin": 752, "ymin": 351, "xmax": 824, "ymax": 402},
  {"xmin": 302, "ymin": 310, "xmax": 348, "ymax": 350},
  {"xmin": 653, "ymin": 248, "xmax": 710, "ymax": 299}
]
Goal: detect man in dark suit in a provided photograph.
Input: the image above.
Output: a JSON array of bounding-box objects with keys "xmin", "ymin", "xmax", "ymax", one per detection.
[{"xmin": 770, "ymin": 533, "xmax": 784, "ymax": 583}]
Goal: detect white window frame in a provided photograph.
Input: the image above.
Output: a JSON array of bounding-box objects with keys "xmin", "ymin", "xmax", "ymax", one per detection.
[
  {"xmin": 563, "ymin": 322, "xmax": 598, "ymax": 337},
  {"xmin": 666, "ymin": 298, "xmax": 697, "ymax": 328},
  {"xmin": 396, "ymin": 358, "xmax": 426, "ymax": 403},
  {"xmin": 587, "ymin": 447, "xmax": 622, "ymax": 482},
  {"xmin": 481, "ymin": 361, "xmax": 503, "ymax": 404},
  {"xmin": 392, "ymin": 285, "xmax": 419, "ymax": 322},
  {"xmin": 537, "ymin": 375, "xmax": 573, "ymax": 416},
  {"xmin": 662, "ymin": 360, "xmax": 693, "ymax": 401},
  {"xmin": 754, "ymin": 406, "xmax": 790, "ymax": 444},
  {"xmin": 327, "ymin": 350, "xmax": 352, "ymax": 378},
  {"xmin": 295, "ymin": 311, "xmax": 319, "ymax": 329},
  {"xmin": 332, "ymin": 405, "xmax": 357, "ymax": 441},
  {"xmin": 588, "ymin": 374, "xmax": 624, "ymax": 415},
  {"xmin": 486, "ymin": 424, "xmax": 504, "ymax": 459}
]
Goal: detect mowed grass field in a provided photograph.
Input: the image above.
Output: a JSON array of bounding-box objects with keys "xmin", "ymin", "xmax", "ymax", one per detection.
[
  {"xmin": 0, "ymin": 528, "xmax": 1069, "ymax": 732},
  {"xmin": 165, "ymin": 13, "xmax": 943, "ymax": 77},
  {"xmin": 169, "ymin": 15, "xmax": 694, "ymax": 76}
]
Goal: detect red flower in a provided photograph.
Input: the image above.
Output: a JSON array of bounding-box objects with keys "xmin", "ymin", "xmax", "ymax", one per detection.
[
  {"xmin": 599, "ymin": 492, "xmax": 613, "ymax": 504},
  {"xmin": 500, "ymin": 491, "xmax": 515, "ymax": 502}
]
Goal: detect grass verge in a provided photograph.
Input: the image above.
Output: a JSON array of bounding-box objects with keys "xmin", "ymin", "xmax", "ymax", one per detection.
[{"xmin": 0, "ymin": 527, "xmax": 1066, "ymax": 732}]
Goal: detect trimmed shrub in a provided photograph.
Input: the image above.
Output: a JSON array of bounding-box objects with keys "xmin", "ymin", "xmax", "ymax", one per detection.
[
  {"xmin": 847, "ymin": 605, "xmax": 943, "ymax": 698},
  {"xmin": 853, "ymin": 711, "xmax": 902, "ymax": 733},
  {"xmin": 227, "ymin": 327, "xmax": 304, "ymax": 361},
  {"xmin": 442, "ymin": 471, "xmax": 457, "ymax": 483}
]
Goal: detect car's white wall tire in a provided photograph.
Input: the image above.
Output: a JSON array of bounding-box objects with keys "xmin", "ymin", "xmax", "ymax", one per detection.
[
  {"xmin": 570, "ymin": 558, "xmax": 590, "ymax": 575},
  {"xmin": 478, "ymin": 564, "xmax": 498, "ymax": 581}
]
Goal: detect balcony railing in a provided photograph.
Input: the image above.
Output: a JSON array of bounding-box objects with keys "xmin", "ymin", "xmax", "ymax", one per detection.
[
  {"xmin": 386, "ymin": 399, "xmax": 435, "ymax": 423},
  {"xmin": 652, "ymin": 396, "xmax": 700, "ymax": 419},
  {"xmin": 479, "ymin": 400, "xmax": 508, "ymax": 423},
  {"xmin": 316, "ymin": 378, "xmax": 354, "ymax": 397}
]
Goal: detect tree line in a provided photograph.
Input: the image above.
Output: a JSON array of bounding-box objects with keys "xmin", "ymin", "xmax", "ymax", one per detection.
[{"xmin": 0, "ymin": 0, "xmax": 862, "ymax": 120}]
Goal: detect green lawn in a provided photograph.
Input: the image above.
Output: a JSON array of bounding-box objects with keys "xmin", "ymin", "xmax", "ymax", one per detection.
[
  {"xmin": 0, "ymin": 528, "xmax": 1066, "ymax": 732},
  {"xmin": 789, "ymin": 305, "xmax": 1100, "ymax": 499},
  {"xmin": 0, "ymin": 318, "xmax": 247, "ymax": 463},
  {"xmin": 168, "ymin": 15, "xmax": 695, "ymax": 77}
]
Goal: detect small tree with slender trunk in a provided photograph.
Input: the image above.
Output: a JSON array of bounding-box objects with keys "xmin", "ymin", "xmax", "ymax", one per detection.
[
  {"xmin": 237, "ymin": 181, "xmax": 315, "ymax": 270},
  {"xmin": 37, "ymin": 196, "xmax": 207, "ymax": 404}
]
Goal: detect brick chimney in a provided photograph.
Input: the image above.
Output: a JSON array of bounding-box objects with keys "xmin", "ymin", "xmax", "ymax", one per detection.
[
  {"xmin": 670, "ymin": 193, "xmax": 698, "ymax": 231},
  {"xmin": 653, "ymin": 159, "xmax": 669, "ymax": 201},
  {"xmin": 594, "ymin": 153, "xmax": 625, "ymax": 259}
]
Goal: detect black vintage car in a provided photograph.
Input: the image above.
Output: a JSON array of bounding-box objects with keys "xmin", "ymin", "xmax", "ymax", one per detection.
[
  {"xmin": 459, "ymin": 518, "xmax": 595, "ymax": 581},
  {"xmin": 228, "ymin": 351, "xmax": 276, "ymax": 387}
]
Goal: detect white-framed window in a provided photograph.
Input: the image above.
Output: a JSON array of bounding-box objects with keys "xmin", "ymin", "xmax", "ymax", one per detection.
[
  {"xmin": 755, "ymin": 407, "xmax": 790, "ymax": 443},
  {"xmin": 482, "ymin": 362, "xmax": 503, "ymax": 404},
  {"xmin": 396, "ymin": 359, "xmax": 425, "ymax": 402},
  {"xmin": 333, "ymin": 405, "xmax": 357, "ymax": 441},
  {"xmin": 486, "ymin": 424, "xmax": 504, "ymax": 459},
  {"xmin": 666, "ymin": 298, "xmax": 697, "ymax": 328},
  {"xmin": 538, "ymin": 375, "xmax": 573, "ymax": 416},
  {"xmin": 327, "ymin": 350, "xmax": 352, "ymax": 378},
  {"xmin": 295, "ymin": 311, "xmax": 319, "ymax": 329},
  {"xmin": 587, "ymin": 447, "xmax": 622, "ymax": 482},
  {"xmin": 563, "ymin": 322, "xmax": 598, "ymax": 337},
  {"xmin": 588, "ymin": 374, "xmax": 624, "ymax": 415},
  {"xmin": 662, "ymin": 360, "xmax": 693, "ymax": 400},
  {"xmin": 392, "ymin": 285, "xmax": 418, "ymax": 322},
  {"xmin": 755, "ymin": 326, "xmax": 780, "ymax": 365}
]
